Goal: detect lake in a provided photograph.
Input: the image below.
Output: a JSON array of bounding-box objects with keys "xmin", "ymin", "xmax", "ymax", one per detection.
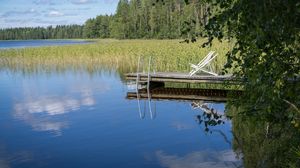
[
  {"xmin": 0, "ymin": 40, "xmax": 242, "ymax": 168},
  {"xmin": 0, "ymin": 69, "xmax": 242, "ymax": 168},
  {"xmin": 0, "ymin": 40, "xmax": 242, "ymax": 167},
  {"xmin": 1, "ymin": 39, "xmax": 299, "ymax": 168},
  {"xmin": 0, "ymin": 40, "xmax": 92, "ymax": 49}
]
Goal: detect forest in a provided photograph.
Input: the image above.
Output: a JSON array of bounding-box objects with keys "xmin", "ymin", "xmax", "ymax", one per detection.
[
  {"xmin": 0, "ymin": 25, "xmax": 84, "ymax": 40},
  {"xmin": 84, "ymin": 0, "xmax": 209, "ymax": 39},
  {"xmin": 0, "ymin": 0, "xmax": 209, "ymax": 40}
]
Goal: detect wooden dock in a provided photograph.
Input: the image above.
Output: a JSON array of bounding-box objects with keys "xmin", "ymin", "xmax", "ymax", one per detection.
[{"xmin": 125, "ymin": 72, "xmax": 239, "ymax": 84}]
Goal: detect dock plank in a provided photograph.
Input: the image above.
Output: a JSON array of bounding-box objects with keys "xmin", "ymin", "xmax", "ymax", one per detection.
[{"xmin": 126, "ymin": 72, "xmax": 239, "ymax": 84}]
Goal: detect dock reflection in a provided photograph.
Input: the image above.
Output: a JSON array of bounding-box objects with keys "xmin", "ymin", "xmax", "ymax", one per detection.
[
  {"xmin": 126, "ymin": 87, "xmax": 240, "ymax": 131},
  {"xmin": 127, "ymin": 86, "xmax": 236, "ymax": 147},
  {"xmin": 127, "ymin": 87, "xmax": 242, "ymax": 102}
]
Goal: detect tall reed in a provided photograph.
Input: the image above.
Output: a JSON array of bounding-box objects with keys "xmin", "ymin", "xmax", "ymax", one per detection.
[{"xmin": 0, "ymin": 39, "xmax": 232, "ymax": 74}]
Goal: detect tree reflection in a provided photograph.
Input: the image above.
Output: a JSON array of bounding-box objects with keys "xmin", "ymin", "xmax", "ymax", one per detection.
[
  {"xmin": 227, "ymin": 105, "xmax": 300, "ymax": 168},
  {"xmin": 192, "ymin": 101, "xmax": 225, "ymax": 133},
  {"xmin": 128, "ymin": 85, "xmax": 300, "ymax": 167},
  {"xmin": 192, "ymin": 97, "xmax": 300, "ymax": 167}
]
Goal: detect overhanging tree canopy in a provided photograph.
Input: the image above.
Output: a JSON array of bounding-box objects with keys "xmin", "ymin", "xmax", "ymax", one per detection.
[{"xmin": 203, "ymin": 0, "xmax": 299, "ymax": 125}]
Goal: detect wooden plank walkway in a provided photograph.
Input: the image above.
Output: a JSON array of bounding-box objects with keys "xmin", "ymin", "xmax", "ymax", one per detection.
[{"xmin": 126, "ymin": 72, "xmax": 239, "ymax": 84}]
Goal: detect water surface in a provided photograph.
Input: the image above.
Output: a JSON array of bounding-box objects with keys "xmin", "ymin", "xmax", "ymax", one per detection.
[
  {"xmin": 0, "ymin": 40, "xmax": 92, "ymax": 49},
  {"xmin": 0, "ymin": 69, "xmax": 242, "ymax": 168}
]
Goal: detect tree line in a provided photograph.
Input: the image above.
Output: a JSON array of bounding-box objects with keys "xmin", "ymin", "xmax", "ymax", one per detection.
[
  {"xmin": 0, "ymin": 25, "xmax": 84, "ymax": 40},
  {"xmin": 0, "ymin": 0, "xmax": 210, "ymax": 40}
]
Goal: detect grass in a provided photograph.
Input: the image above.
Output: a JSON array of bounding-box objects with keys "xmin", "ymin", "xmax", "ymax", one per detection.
[{"xmin": 0, "ymin": 39, "xmax": 232, "ymax": 75}]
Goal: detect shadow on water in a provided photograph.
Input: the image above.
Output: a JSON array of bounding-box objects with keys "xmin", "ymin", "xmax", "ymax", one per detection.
[{"xmin": 226, "ymin": 104, "xmax": 300, "ymax": 168}]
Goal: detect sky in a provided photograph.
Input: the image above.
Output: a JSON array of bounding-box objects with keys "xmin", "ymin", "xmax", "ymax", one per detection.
[{"xmin": 0, "ymin": 0, "xmax": 119, "ymax": 28}]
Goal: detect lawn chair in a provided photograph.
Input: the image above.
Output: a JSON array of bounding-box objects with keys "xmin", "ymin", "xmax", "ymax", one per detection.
[{"xmin": 189, "ymin": 51, "xmax": 219, "ymax": 76}]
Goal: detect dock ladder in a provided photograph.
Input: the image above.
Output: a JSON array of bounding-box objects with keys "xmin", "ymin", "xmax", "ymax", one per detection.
[{"xmin": 135, "ymin": 56, "xmax": 156, "ymax": 119}]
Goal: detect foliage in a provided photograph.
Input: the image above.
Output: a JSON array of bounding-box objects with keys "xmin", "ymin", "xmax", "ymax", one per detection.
[
  {"xmin": 202, "ymin": 0, "xmax": 300, "ymax": 122},
  {"xmin": 84, "ymin": 0, "xmax": 210, "ymax": 39},
  {"xmin": 0, "ymin": 25, "xmax": 84, "ymax": 40},
  {"xmin": 199, "ymin": 0, "xmax": 300, "ymax": 167},
  {"xmin": 84, "ymin": 15, "xmax": 112, "ymax": 38}
]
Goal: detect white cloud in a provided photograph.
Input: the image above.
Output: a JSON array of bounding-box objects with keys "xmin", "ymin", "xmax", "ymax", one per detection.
[
  {"xmin": 71, "ymin": 0, "xmax": 96, "ymax": 5},
  {"xmin": 156, "ymin": 150, "xmax": 242, "ymax": 168},
  {"xmin": 29, "ymin": 8, "xmax": 36, "ymax": 13},
  {"xmin": 104, "ymin": 0, "xmax": 118, "ymax": 4},
  {"xmin": 48, "ymin": 10, "xmax": 64, "ymax": 17}
]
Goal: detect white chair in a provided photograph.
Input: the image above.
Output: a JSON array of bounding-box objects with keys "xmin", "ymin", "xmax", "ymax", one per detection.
[{"xmin": 189, "ymin": 51, "xmax": 219, "ymax": 76}]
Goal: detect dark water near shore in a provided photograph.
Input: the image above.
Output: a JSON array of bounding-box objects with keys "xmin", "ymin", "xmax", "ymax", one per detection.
[
  {"xmin": 0, "ymin": 40, "xmax": 92, "ymax": 49},
  {"xmin": 0, "ymin": 69, "xmax": 242, "ymax": 168}
]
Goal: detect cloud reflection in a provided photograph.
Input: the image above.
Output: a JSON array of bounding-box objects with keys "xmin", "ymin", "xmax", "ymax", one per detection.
[
  {"xmin": 156, "ymin": 150, "xmax": 242, "ymax": 168},
  {"xmin": 14, "ymin": 95, "xmax": 94, "ymax": 116},
  {"xmin": 0, "ymin": 146, "xmax": 33, "ymax": 168},
  {"xmin": 13, "ymin": 87, "xmax": 97, "ymax": 135}
]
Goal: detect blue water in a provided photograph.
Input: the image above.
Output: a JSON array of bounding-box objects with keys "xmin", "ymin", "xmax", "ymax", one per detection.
[
  {"xmin": 0, "ymin": 40, "xmax": 92, "ymax": 49},
  {"xmin": 0, "ymin": 69, "xmax": 242, "ymax": 168},
  {"xmin": 0, "ymin": 40, "xmax": 242, "ymax": 167}
]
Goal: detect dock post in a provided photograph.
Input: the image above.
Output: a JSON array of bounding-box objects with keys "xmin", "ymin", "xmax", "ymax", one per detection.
[
  {"xmin": 136, "ymin": 56, "xmax": 145, "ymax": 119},
  {"xmin": 147, "ymin": 56, "xmax": 154, "ymax": 119}
]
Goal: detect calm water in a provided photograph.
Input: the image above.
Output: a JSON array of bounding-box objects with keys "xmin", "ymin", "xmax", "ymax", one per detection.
[
  {"xmin": 0, "ymin": 40, "xmax": 242, "ymax": 167},
  {"xmin": 0, "ymin": 69, "xmax": 242, "ymax": 168},
  {"xmin": 0, "ymin": 40, "xmax": 92, "ymax": 49}
]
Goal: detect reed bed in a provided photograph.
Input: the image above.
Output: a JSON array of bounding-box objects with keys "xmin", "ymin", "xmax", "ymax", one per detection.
[{"xmin": 0, "ymin": 39, "xmax": 231, "ymax": 75}]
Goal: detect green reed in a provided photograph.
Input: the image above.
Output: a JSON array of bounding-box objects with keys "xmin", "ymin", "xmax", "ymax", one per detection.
[{"xmin": 0, "ymin": 39, "xmax": 232, "ymax": 74}]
